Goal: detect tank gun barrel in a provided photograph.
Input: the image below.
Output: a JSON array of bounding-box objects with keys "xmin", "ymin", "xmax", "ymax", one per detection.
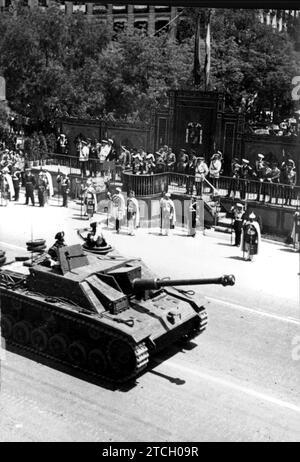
[{"xmin": 132, "ymin": 274, "xmax": 235, "ymax": 291}]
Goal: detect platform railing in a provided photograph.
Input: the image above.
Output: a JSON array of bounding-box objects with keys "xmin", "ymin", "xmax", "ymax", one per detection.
[{"xmin": 122, "ymin": 170, "xmax": 300, "ymax": 207}]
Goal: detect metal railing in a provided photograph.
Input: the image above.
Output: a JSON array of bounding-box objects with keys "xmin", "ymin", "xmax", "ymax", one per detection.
[
  {"xmin": 28, "ymin": 153, "xmax": 122, "ymax": 180},
  {"xmin": 122, "ymin": 170, "xmax": 300, "ymax": 207}
]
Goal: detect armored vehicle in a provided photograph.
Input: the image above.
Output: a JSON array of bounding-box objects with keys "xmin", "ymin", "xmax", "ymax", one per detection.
[{"xmin": 0, "ymin": 244, "xmax": 235, "ymax": 383}]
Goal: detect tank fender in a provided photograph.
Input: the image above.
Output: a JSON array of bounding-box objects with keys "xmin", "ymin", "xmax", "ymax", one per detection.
[{"xmin": 163, "ymin": 287, "xmax": 208, "ymax": 313}]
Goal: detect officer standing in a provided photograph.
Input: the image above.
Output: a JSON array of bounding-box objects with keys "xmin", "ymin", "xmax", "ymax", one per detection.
[
  {"xmin": 160, "ymin": 192, "xmax": 176, "ymax": 236},
  {"xmin": 241, "ymin": 212, "xmax": 261, "ymax": 261},
  {"xmin": 61, "ymin": 173, "xmax": 70, "ymax": 207},
  {"xmin": 230, "ymin": 202, "xmax": 245, "ymax": 246},
  {"xmin": 24, "ymin": 168, "xmax": 36, "ymax": 206},
  {"xmin": 188, "ymin": 196, "xmax": 198, "ymax": 237},
  {"xmin": 37, "ymin": 171, "xmax": 48, "ymax": 207},
  {"xmin": 12, "ymin": 169, "xmax": 21, "ymax": 201}
]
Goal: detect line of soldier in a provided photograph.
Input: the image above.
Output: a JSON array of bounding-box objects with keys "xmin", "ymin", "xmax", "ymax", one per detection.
[
  {"xmin": 227, "ymin": 154, "xmax": 297, "ymax": 204},
  {"xmin": 0, "ymin": 164, "xmax": 68, "ymax": 208}
]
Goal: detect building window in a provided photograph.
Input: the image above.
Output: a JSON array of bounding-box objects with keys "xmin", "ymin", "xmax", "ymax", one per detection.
[
  {"xmin": 134, "ymin": 20, "xmax": 148, "ymax": 32},
  {"xmin": 113, "ymin": 20, "xmax": 127, "ymax": 33},
  {"xmin": 155, "ymin": 20, "xmax": 169, "ymax": 35},
  {"xmin": 113, "ymin": 5, "xmax": 127, "ymax": 14},
  {"xmin": 134, "ymin": 5, "xmax": 149, "ymax": 13},
  {"xmin": 73, "ymin": 4, "xmax": 87, "ymax": 14},
  {"xmin": 154, "ymin": 6, "xmax": 171, "ymax": 13},
  {"xmin": 93, "ymin": 4, "xmax": 107, "ymax": 15}
]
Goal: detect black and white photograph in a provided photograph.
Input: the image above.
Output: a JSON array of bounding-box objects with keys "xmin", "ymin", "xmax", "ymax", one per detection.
[{"xmin": 0, "ymin": 0, "xmax": 299, "ymax": 444}]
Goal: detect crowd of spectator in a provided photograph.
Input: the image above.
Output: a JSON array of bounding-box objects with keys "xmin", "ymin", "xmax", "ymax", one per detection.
[{"xmin": 247, "ymin": 114, "xmax": 300, "ymax": 137}]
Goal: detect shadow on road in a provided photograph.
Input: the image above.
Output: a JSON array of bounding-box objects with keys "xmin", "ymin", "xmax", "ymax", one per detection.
[
  {"xmin": 279, "ymin": 248, "xmax": 298, "ymax": 253},
  {"xmin": 227, "ymin": 255, "xmax": 246, "ymax": 261},
  {"xmin": 217, "ymin": 242, "xmax": 234, "ymax": 247},
  {"xmin": 149, "ymin": 370, "xmax": 186, "ymax": 385}
]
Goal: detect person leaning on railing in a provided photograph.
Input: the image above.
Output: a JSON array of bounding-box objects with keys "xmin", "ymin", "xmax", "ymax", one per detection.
[
  {"xmin": 165, "ymin": 148, "xmax": 176, "ymax": 172},
  {"xmin": 264, "ymin": 162, "xmax": 280, "ymax": 204},
  {"xmin": 281, "ymin": 159, "xmax": 297, "ymax": 206},
  {"xmin": 240, "ymin": 159, "xmax": 256, "ymax": 200}
]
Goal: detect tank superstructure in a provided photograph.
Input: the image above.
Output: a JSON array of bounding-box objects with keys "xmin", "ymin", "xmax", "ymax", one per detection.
[{"xmin": 0, "ymin": 244, "xmax": 235, "ymax": 383}]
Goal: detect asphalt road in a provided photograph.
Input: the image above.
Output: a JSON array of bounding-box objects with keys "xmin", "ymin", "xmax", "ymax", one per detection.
[{"xmin": 0, "ymin": 195, "xmax": 300, "ymax": 442}]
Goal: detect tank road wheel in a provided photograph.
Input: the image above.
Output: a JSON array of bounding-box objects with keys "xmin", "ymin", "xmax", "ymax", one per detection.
[
  {"xmin": 68, "ymin": 341, "xmax": 87, "ymax": 366},
  {"xmin": 88, "ymin": 348, "xmax": 108, "ymax": 373},
  {"xmin": 49, "ymin": 334, "xmax": 69, "ymax": 358},
  {"xmin": 12, "ymin": 321, "xmax": 32, "ymax": 345},
  {"xmin": 107, "ymin": 340, "xmax": 138, "ymax": 377},
  {"xmin": 31, "ymin": 328, "xmax": 48, "ymax": 352},
  {"xmin": 1, "ymin": 315, "xmax": 15, "ymax": 339}
]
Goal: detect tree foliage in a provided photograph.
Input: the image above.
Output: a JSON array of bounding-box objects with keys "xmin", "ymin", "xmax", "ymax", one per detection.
[{"xmin": 0, "ymin": 4, "xmax": 298, "ymax": 128}]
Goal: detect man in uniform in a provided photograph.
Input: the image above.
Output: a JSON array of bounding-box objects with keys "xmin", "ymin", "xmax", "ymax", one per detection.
[
  {"xmin": 188, "ymin": 196, "xmax": 198, "ymax": 237},
  {"xmin": 24, "ymin": 167, "xmax": 36, "ymax": 206},
  {"xmin": 240, "ymin": 159, "xmax": 255, "ymax": 200},
  {"xmin": 209, "ymin": 151, "xmax": 222, "ymax": 189},
  {"xmin": 37, "ymin": 171, "xmax": 48, "ymax": 207},
  {"xmin": 12, "ymin": 168, "xmax": 21, "ymax": 201},
  {"xmin": 79, "ymin": 140, "xmax": 89, "ymax": 177},
  {"xmin": 108, "ymin": 187, "xmax": 125, "ymax": 233},
  {"xmin": 61, "ymin": 173, "xmax": 70, "ymax": 207},
  {"xmin": 127, "ymin": 190, "xmax": 140, "ymax": 236},
  {"xmin": 160, "ymin": 192, "xmax": 176, "ymax": 236},
  {"xmin": 241, "ymin": 212, "xmax": 261, "ymax": 261},
  {"xmin": 165, "ymin": 147, "xmax": 176, "ymax": 172},
  {"xmin": 230, "ymin": 202, "xmax": 245, "ymax": 246},
  {"xmin": 48, "ymin": 232, "xmax": 66, "ymax": 262},
  {"xmin": 291, "ymin": 210, "xmax": 300, "ymax": 252},
  {"xmin": 194, "ymin": 157, "xmax": 208, "ymax": 197}
]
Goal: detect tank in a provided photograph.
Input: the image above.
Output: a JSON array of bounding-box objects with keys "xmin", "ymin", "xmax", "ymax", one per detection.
[{"xmin": 0, "ymin": 244, "xmax": 235, "ymax": 383}]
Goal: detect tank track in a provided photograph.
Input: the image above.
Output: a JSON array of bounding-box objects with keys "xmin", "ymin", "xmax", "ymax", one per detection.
[
  {"xmin": 1, "ymin": 291, "xmax": 149, "ymax": 384},
  {"xmin": 184, "ymin": 308, "xmax": 208, "ymax": 341}
]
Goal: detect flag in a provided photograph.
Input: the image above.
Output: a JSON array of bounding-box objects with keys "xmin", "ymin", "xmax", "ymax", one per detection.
[
  {"xmin": 194, "ymin": 14, "xmax": 201, "ymax": 86},
  {"xmin": 204, "ymin": 10, "xmax": 211, "ymax": 90}
]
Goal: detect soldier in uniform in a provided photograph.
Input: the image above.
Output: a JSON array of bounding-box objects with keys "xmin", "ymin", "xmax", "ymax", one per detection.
[
  {"xmin": 127, "ymin": 190, "xmax": 140, "ymax": 236},
  {"xmin": 61, "ymin": 173, "xmax": 70, "ymax": 207},
  {"xmin": 240, "ymin": 159, "xmax": 255, "ymax": 200},
  {"xmin": 107, "ymin": 187, "xmax": 125, "ymax": 233},
  {"xmin": 291, "ymin": 210, "xmax": 300, "ymax": 252},
  {"xmin": 86, "ymin": 222, "xmax": 108, "ymax": 248},
  {"xmin": 160, "ymin": 192, "xmax": 176, "ymax": 236},
  {"xmin": 282, "ymin": 159, "xmax": 297, "ymax": 205},
  {"xmin": 37, "ymin": 171, "xmax": 48, "ymax": 207},
  {"xmin": 83, "ymin": 182, "xmax": 97, "ymax": 219},
  {"xmin": 12, "ymin": 169, "xmax": 21, "ymax": 201},
  {"xmin": 241, "ymin": 212, "xmax": 261, "ymax": 261},
  {"xmin": 227, "ymin": 158, "xmax": 241, "ymax": 198},
  {"xmin": 188, "ymin": 196, "xmax": 198, "ymax": 237},
  {"xmin": 230, "ymin": 202, "xmax": 245, "ymax": 246},
  {"xmin": 254, "ymin": 153, "xmax": 265, "ymax": 201},
  {"xmin": 24, "ymin": 167, "xmax": 36, "ymax": 206},
  {"xmin": 194, "ymin": 157, "xmax": 208, "ymax": 197},
  {"xmin": 165, "ymin": 147, "xmax": 176, "ymax": 172},
  {"xmin": 48, "ymin": 231, "xmax": 66, "ymax": 262},
  {"xmin": 209, "ymin": 151, "xmax": 222, "ymax": 189}
]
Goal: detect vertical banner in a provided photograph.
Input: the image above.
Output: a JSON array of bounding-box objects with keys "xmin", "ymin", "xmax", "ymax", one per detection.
[
  {"xmin": 194, "ymin": 13, "xmax": 202, "ymax": 86},
  {"xmin": 204, "ymin": 9, "xmax": 211, "ymax": 90}
]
